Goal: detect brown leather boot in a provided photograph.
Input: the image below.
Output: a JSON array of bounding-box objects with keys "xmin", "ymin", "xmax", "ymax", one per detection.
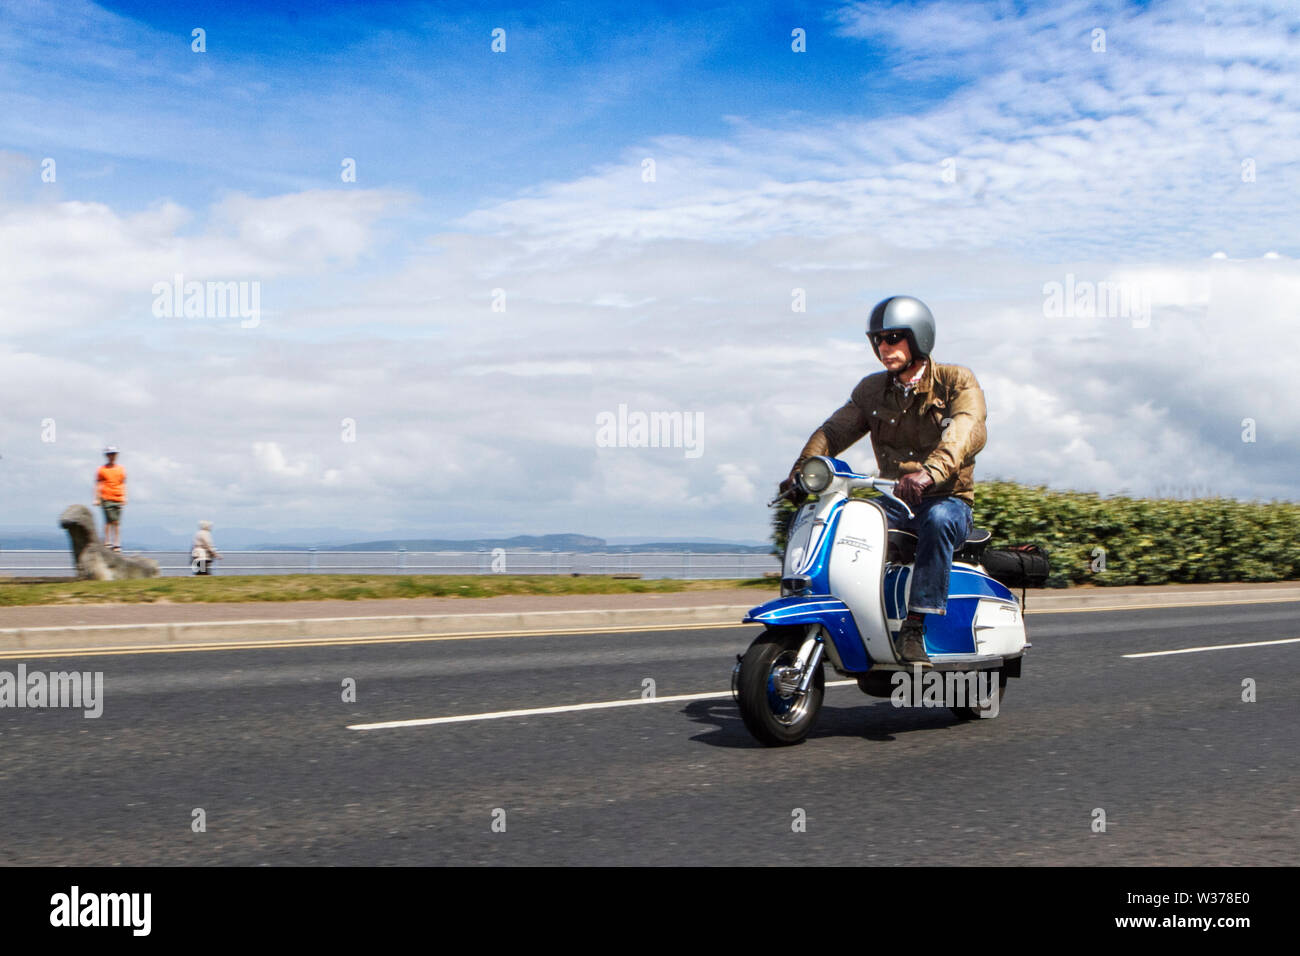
[{"xmin": 895, "ymin": 615, "xmax": 931, "ymax": 666}]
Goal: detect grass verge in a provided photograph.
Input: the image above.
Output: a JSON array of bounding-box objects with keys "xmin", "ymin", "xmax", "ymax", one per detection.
[{"xmin": 0, "ymin": 574, "xmax": 777, "ymax": 607}]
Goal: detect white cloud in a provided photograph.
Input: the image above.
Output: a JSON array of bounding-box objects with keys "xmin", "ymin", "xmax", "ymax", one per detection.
[
  {"xmin": 715, "ymin": 463, "xmax": 759, "ymax": 503},
  {"xmin": 0, "ymin": 188, "xmax": 410, "ymax": 334},
  {"xmin": 251, "ymin": 442, "xmax": 310, "ymax": 480},
  {"xmin": 211, "ymin": 190, "xmax": 409, "ymax": 268},
  {"xmin": 2, "ymin": 0, "xmax": 1297, "ymax": 545}
]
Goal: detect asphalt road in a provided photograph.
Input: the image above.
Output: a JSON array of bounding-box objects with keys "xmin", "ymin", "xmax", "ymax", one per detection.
[{"xmin": 1, "ymin": 601, "xmax": 1297, "ymax": 865}]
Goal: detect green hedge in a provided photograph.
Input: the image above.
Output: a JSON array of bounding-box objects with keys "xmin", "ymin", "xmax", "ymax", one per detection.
[{"xmin": 771, "ymin": 481, "xmax": 1300, "ymax": 587}]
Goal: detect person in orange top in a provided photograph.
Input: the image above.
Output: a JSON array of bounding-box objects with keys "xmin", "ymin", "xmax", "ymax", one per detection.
[{"xmin": 94, "ymin": 445, "xmax": 127, "ymax": 551}]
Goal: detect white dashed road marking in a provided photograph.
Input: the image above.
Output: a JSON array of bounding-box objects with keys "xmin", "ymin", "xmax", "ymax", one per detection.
[
  {"xmin": 349, "ymin": 680, "xmax": 860, "ymax": 730},
  {"xmin": 1123, "ymin": 636, "xmax": 1300, "ymax": 659}
]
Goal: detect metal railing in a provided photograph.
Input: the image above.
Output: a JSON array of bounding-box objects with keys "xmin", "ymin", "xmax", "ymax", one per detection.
[{"xmin": 0, "ymin": 549, "xmax": 780, "ymax": 580}]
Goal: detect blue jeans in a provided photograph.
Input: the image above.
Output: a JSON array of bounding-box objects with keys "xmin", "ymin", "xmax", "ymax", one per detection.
[{"xmin": 878, "ymin": 495, "xmax": 973, "ymax": 615}]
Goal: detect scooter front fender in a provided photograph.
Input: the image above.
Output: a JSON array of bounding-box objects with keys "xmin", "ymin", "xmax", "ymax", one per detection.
[{"xmin": 744, "ymin": 596, "xmax": 871, "ymax": 673}]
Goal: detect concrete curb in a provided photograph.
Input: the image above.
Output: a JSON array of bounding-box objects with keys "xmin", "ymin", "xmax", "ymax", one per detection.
[
  {"xmin": 1, "ymin": 587, "xmax": 1297, "ymax": 654},
  {"xmin": 1020, "ymin": 587, "xmax": 1300, "ymax": 612},
  {"xmin": 0, "ymin": 604, "xmax": 756, "ymax": 652}
]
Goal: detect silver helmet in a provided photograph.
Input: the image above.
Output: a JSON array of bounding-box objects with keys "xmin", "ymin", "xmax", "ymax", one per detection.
[{"xmin": 867, "ymin": 295, "xmax": 935, "ymax": 359}]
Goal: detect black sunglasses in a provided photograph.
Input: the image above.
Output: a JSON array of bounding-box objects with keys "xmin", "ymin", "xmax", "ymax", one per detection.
[{"xmin": 872, "ymin": 331, "xmax": 909, "ymax": 346}]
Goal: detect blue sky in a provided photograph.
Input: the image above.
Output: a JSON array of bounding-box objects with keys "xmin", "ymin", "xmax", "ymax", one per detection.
[
  {"xmin": 11, "ymin": 1, "xmax": 961, "ymax": 224},
  {"xmin": 2, "ymin": 0, "xmax": 1298, "ymax": 545}
]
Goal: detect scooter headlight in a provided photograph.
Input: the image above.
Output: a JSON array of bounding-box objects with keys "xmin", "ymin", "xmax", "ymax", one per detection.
[{"xmin": 798, "ymin": 457, "xmax": 834, "ymax": 494}]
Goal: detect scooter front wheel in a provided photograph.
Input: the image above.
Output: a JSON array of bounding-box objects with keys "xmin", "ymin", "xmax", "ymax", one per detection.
[{"xmin": 737, "ymin": 628, "xmax": 825, "ymax": 746}]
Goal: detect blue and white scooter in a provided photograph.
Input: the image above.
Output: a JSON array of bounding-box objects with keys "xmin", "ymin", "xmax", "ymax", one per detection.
[{"xmin": 733, "ymin": 456, "xmax": 1028, "ymax": 746}]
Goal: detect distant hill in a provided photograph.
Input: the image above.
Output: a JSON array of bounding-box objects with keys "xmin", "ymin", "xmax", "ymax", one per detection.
[
  {"xmin": 0, "ymin": 527, "xmax": 771, "ymax": 554},
  {"xmin": 0, "ymin": 533, "xmax": 69, "ymax": 549},
  {"xmin": 318, "ymin": 534, "xmax": 771, "ymax": 554},
  {"xmin": 321, "ymin": 533, "xmax": 606, "ymax": 552}
]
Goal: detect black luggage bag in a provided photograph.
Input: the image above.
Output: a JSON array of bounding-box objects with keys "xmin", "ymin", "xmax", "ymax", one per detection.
[{"xmin": 982, "ymin": 544, "xmax": 1051, "ymax": 589}]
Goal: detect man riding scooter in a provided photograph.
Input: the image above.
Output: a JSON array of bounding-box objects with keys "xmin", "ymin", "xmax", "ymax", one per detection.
[{"xmin": 781, "ymin": 296, "xmax": 987, "ymax": 666}]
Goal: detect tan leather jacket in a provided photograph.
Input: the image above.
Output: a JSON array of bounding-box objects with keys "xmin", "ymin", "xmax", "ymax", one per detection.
[{"xmin": 795, "ymin": 359, "xmax": 987, "ymax": 504}]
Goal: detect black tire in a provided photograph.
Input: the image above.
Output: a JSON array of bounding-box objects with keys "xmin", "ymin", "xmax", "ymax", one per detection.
[
  {"xmin": 856, "ymin": 670, "xmax": 897, "ymax": 698},
  {"xmin": 951, "ymin": 668, "xmax": 1008, "ymax": 720},
  {"xmin": 736, "ymin": 628, "xmax": 825, "ymax": 746}
]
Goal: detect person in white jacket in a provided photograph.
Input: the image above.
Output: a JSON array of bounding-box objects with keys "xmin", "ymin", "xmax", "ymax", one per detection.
[{"xmin": 191, "ymin": 520, "xmax": 221, "ymax": 575}]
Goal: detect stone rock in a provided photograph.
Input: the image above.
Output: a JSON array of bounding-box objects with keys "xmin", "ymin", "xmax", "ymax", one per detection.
[{"xmin": 59, "ymin": 505, "xmax": 160, "ymax": 580}]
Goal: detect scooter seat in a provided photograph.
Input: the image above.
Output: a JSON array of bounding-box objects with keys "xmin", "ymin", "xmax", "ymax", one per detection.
[
  {"xmin": 957, "ymin": 527, "xmax": 992, "ymax": 563},
  {"xmin": 886, "ymin": 529, "xmax": 916, "ymax": 564},
  {"xmin": 887, "ymin": 527, "xmax": 991, "ymax": 565}
]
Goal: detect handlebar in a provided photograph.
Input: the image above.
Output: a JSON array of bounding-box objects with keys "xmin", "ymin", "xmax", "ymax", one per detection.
[
  {"xmin": 768, "ymin": 474, "xmax": 915, "ymax": 520},
  {"xmin": 861, "ymin": 477, "xmax": 916, "ymax": 520}
]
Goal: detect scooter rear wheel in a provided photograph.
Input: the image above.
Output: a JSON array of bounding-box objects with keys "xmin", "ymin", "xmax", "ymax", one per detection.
[
  {"xmin": 737, "ymin": 628, "xmax": 825, "ymax": 746},
  {"xmin": 951, "ymin": 668, "xmax": 1008, "ymax": 720}
]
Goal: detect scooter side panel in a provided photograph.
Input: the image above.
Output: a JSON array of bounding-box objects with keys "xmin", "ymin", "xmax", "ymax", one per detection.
[
  {"xmin": 950, "ymin": 566, "xmax": 1018, "ymax": 603},
  {"xmin": 883, "ymin": 564, "xmax": 1022, "ymax": 656},
  {"xmin": 826, "ymin": 499, "xmax": 894, "ymax": 667},
  {"xmin": 953, "ymin": 566, "xmax": 1025, "ymax": 656},
  {"xmin": 971, "ymin": 598, "xmax": 1026, "ymax": 656},
  {"xmin": 884, "ymin": 565, "xmax": 909, "ymax": 621},
  {"xmin": 920, "ymin": 598, "xmax": 979, "ymax": 654}
]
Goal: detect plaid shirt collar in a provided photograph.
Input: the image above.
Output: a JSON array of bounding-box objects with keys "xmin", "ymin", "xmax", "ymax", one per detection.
[{"xmin": 892, "ymin": 360, "xmax": 929, "ymax": 397}]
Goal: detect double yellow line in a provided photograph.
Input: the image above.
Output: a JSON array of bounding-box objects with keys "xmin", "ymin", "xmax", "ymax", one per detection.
[
  {"xmin": 2, "ymin": 592, "xmax": 1296, "ymax": 660},
  {"xmin": 0, "ymin": 620, "xmax": 751, "ymax": 660}
]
